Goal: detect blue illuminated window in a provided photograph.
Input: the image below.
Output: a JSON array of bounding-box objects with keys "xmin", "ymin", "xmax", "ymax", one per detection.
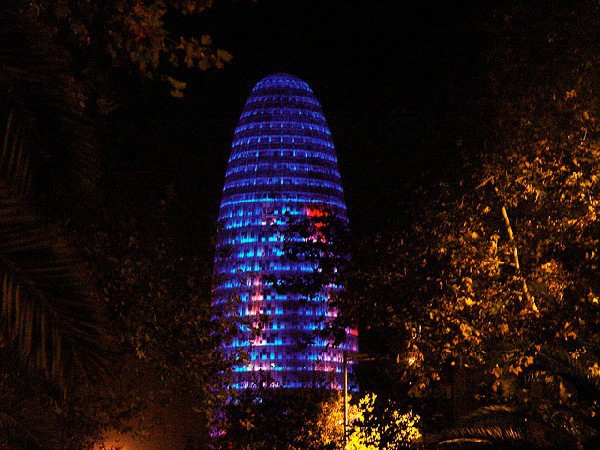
[{"xmin": 213, "ymin": 73, "xmax": 358, "ymax": 391}]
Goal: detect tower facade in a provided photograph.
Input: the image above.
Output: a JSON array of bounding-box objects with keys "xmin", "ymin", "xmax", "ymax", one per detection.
[{"xmin": 213, "ymin": 73, "xmax": 357, "ymax": 390}]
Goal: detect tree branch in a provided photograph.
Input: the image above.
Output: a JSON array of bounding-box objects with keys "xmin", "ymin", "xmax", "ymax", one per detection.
[{"xmin": 501, "ymin": 206, "xmax": 538, "ymax": 313}]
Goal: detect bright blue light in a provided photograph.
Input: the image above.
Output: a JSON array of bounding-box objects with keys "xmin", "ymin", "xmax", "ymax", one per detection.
[{"xmin": 213, "ymin": 73, "xmax": 358, "ymax": 391}]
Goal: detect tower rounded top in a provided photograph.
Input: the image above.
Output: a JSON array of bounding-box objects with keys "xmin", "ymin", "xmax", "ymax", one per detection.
[
  {"xmin": 248, "ymin": 73, "xmax": 314, "ymax": 100},
  {"xmin": 238, "ymin": 72, "xmax": 324, "ymax": 129},
  {"xmin": 253, "ymin": 72, "xmax": 312, "ymax": 89}
]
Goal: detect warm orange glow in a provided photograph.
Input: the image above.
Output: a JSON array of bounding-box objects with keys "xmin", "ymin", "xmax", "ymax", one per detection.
[{"xmin": 306, "ymin": 206, "xmax": 328, "ymax": 218}]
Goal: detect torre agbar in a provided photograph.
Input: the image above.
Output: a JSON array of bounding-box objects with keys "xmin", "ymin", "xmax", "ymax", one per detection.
[{"xmin": 213, "ymin": 73, "xmax": 358, "ymax": 390}]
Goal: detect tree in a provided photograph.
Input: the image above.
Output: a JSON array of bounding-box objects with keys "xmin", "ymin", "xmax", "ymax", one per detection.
[
  {"xmin": 219, "ymin": 389, "xmax": 421, "ymax": 449},
  {"xmin": 0, "ymin": 0, "xmax": 236, "ymax": 447},
  {"xmin": 26, "ymin": 0, "xmax": 232, "ymax": 104},
  {"xmin": 348, "ymin": 0, "xmax": 600, "ymax": 436},
  {"xmin": 81, "ymin": 185, "xmax": 241, "ymax": 439},
  {"xmin": 438, "ymin": 346, "xmax": 600, "ymax": 448},
  {"xmin": 219, "ymin": 388, "xmax": 342, "ymax": 449},
  {"xmin": 346, "ymin": 393, "xmax": 422, "ymax": 450},
  {"xmin": 0, "ymin": 3, "xmax": 119, "ymax": 447},
  {"xmin": 0, "ymin": 0, "xmax": 105, "ymax": 389},
  {"xmin": 266, "ymin": 205, "xmax": 353, "ymax": 346}
]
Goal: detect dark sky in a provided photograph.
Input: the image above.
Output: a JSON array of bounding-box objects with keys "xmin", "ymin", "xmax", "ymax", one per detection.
[{"xmin": 114, "ymin": 0, "xmax": 493, "ymax": 239}]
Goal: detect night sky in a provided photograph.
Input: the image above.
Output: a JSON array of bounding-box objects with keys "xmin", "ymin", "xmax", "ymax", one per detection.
[{"xmin": 110, "ymin": 0, "xmax": 492, "ymax": 242}]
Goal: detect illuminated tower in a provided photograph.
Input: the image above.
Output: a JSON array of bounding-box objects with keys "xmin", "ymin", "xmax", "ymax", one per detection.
[{"xmin": 213, "ymin": 73, "xmax": 357, "ymax": 390}]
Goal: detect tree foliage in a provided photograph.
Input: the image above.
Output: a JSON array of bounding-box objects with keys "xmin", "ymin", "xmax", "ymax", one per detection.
[
  {"xmin": 220, "ymin": 388, "xmax": 342, "ymax": 449},
  {"xmin": 77, "ymin": 184, "xmax": 242, "ymax": 442},
  {"xmin": 0, "ymin": 3, "xmax": 119, "ymax": 447},
  {"xmin": 349, "ymin": 0, "xmax": 600, "ymax": 437},
  {"xmin": 347, "ymin": 393, "xmax": 421, "ymax": 450},
  {"xmin": 219, "ymin": 389, "xmax": 421, "ymax": 450},
  {"xmin": 438, "ymin": 346, "xmax": 600, "ymax": 448},
  {"xmin": 266, "ymin": 205, "xmax": 352, "ymax": 347},
  {"xmin": 25, "ymin": 0, "xmax": 232, "ymax": 104},
  {"xmin": 0, "ymin": 1, "xmax": 235, "ymax": 445},
  {"xmin": 0, "ymin": 1, "xmax": 105, "ymax": 388}
]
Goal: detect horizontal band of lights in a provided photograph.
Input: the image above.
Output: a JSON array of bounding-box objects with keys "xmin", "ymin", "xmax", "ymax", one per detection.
[
  {"xmin": 226, "ymin": 163, "xmax": 340, "ymax": 178},
  {"xmin": 213, "ymin": 73, "xmax": 358, "ymax": 391}
]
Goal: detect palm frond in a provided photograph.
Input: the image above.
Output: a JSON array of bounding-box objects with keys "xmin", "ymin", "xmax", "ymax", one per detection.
[
  {"xmin": 0, "ymin": 108, "xmax": 32, "ymax": 195},
  {"xmin": 463, "ymin": 404, "xmax": 519, "ymax": 422},
  {"xmin": 439, "ymin": 425, "xmax": 526, "ymax": 445},
  {"xmin": 0, "ymin": 178, "xmax": 107, "ymax": 386},
  {"xmin": 538, "ymin": 347, "xmax": 600, "ymax": 400},
  {"xmin": 0, "ymin": 3, "xmax": 106, "ymax": 387}
]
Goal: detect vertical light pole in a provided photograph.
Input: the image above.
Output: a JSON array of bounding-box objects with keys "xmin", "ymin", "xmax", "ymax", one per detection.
[{"xmin": 343, "ymin": 351, "xmax": 348, "ymax": 447}]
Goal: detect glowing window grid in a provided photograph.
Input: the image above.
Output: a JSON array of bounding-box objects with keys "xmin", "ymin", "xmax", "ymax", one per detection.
[{"xmin": 213, "ymin": 73, "xmax": 358, "ymax": 390}]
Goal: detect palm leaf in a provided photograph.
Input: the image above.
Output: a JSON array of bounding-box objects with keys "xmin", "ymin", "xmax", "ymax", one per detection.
[
  {"xmin": 439, "ymin": 425, "xmax": 526, "ymax": 446},
  {"xmin": 538, "ymin": 347, "xmax": 600, "ymax": 400},
  {"xmin": 436, "ymin": 405, "xmax": 526, "ymax": 447},
  {"xmin": 0, "ymin": 3, "xmax": 106, "ymax": 387},
  {"xmin": 437, "ymin": 345, "xmax": 600, "ymax": 449},
  {"xmin": 463, "ymin": 404, "xmax": 519, "ymax": 422},
  {"xmin": 0, "ymin": 178, "xmax": 107, "ymax": 386}
]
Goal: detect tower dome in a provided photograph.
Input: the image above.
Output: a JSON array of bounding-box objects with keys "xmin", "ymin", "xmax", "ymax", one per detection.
[{"xmin": 213, "ymin": 73, "xmax": 357, "ymax": 390}]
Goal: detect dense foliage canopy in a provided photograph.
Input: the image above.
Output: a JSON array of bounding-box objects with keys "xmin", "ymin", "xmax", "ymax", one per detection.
[{"xmin": 350, "ymin": 1, "xmax": 600, "ymax": 445}]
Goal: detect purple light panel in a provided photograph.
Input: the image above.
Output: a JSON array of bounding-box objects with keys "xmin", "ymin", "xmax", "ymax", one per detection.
[{"xmin": 213, "ymin": 73, "xmax": 358, "ymax": 390}]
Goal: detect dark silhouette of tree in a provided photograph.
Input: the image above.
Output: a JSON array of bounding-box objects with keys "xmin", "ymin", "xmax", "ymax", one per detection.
[
  {"xmin": 0, "ymin": 1, "xmax": 235, "ymax": 447},
  {"xmin": 266, "ymin": 205, "xmax": 352, "ymax": 346},
  {"xmin": 0, "ymin": 1, "xmax": 105, "ymax": 388},
  {"xmin": 26, "ymin": 0, "xmax": 232, "ymax": 105},
  {"xmin": 349, "ymin": 0, "xmax": 600, "ymax": 439},
  {"xmin": 437, "ymin": 346, "xmax": 600, "ymax": 449}
]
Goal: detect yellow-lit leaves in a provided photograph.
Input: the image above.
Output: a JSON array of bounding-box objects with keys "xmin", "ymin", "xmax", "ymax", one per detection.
[
  {"xmin": 166, "ymin": 76, "xmax": 187, "ymax": 98},
  {"xmin": 460, "ymin": 322, "xmax": 473, "ymax": 338},
  {"xmin": 239, "ymin": 419, "xmax": 254, "ymax": 431},
  {"xmin": 346, "ymin": 393, "xmax": 422, "ymax": 449}
]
